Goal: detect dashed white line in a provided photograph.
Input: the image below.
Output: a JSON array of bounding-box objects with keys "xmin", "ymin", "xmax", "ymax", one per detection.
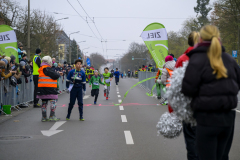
[
  {"xmin": 236, "ymin": 109, "xmax": 240, "ymax": 113},
  {"xmin": 118, "ymin": 99, "xmax": 122, "ymax": 103},
  {"xmin": 121, "ymin": 115, "xmax": 127, "ymax": 122},
  {"xmin": 117, "ymin": 92, "xmax": 119, "ymax": 94},
  {"xmin": 124, "ymin": 131, "xmax": 134, "ymax": 145},
  {"xmin": 118, "ymin": 95, "xmax": 121, "ymax": 98},
  {"xmin": 119, "ymin": 106, "xmax": 124, "ymax": 110}
]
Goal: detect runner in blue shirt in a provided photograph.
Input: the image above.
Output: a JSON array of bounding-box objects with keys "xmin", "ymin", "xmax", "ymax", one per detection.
[{"xmin": 114, "ymin": 68, "xmax": 120, "ymax": 85}]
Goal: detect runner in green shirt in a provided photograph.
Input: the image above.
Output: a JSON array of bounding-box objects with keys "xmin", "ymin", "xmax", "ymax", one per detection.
[
  {"xmin": 102, "ymin": 67, "xmax": 113, "ymax": 100},
  {"xmin": 89, "ymin": 70, "xmax": 105, "ymax": 104}
]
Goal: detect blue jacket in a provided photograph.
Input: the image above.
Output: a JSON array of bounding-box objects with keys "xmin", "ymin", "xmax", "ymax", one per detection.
[
  {"xmin": 18, "ymin": 48, "xmax": 23, "ymax": 59},
  {"xmin": 66, "ymin": 69, "xmax": 86, "ymax": 91},
  {"xmin": 114, "ymin": 71, "xmax": 120, "ymax": 78}
]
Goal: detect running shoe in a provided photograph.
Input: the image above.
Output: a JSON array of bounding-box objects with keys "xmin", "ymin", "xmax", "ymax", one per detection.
[
  {"xmin": 106, "ymin": 97, "xmax": 108, "ymax": 100},
  {"xmin": 34, "ymin": 103, "xmax": 41, "ymax": 108},
  {"xmin": 159, "ymin": 97, "xmax": 166, "ymax": 104},
  {"xmin": 80, "ymin": 118, "xmax": 85, "ymax": 121},
  {"xmin": 49, "ymin": 116, "xmax": 60, "ymax": 121},
  {"xmin": 94, "ymin": 101, "xmax": 96, "ymax": 105},
  {"xmin": 41, "ymin": 117, "xmax": 48, "ymax": 122},
  {"xmin": 66, "ymin": 118, "xmax": 70, "ymax": 121}
]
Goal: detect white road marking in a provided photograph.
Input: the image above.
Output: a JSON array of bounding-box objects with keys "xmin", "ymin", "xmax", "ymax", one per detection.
[
  {"xmin": 121, "ymin": 115, "xmax": 127, "ymax": 122},
  {"xmin": 118, "ymin": 99, "xmax": 122, "ymax": 103},
  {"xmin": 124, "ymin": 131, "xmax": 134, "ymax": 144},
  {"xmin": 119, "ymin": 106, "xmax": 124, "ymax": 110},
  {"xmin": 117, "ymin": 92, "xmax": 119, "ymax": 94},
  {"xmin": 83, "ymin": 95, "xmax": 90, "ymax": 99},
  {"xmin": 236, "ymin": 109, "xmax": 240, "ymax": 113},
  {"xmin": 41, "ymin": 121, "xmax": 66, "ymax": 137},
  {"xmin": 118, "ymin": 95, "xmax": 121, "ymax": 98}
]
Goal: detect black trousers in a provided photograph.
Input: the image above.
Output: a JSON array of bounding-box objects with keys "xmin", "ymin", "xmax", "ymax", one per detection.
[
  {"xmin": 91, "ymin": 89, "xmax": 99, "ymax": 102},
  {"xmin": 183, "ymin": 122, "xmax": 198, "ymax": 160},
  {"xmin": 67, "ymin": 87, "xmax": 83, "ymax": 119},
  {"xmin": 33, "ymin": 75, "xmax": 39, "ymax": 104},
  {"xmin": 196, "ymin": 124, "xmax": 234, "ymax": 160},
  {"xmin": 115, "ymin": 77, "xmax": 119, "ymax": 85}
]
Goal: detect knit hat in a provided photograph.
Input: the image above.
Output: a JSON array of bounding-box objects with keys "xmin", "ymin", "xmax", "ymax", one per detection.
[
  {"xmin": 36, "ymin": 48, "xmax": 41, "ymax": 54},
  {"xmin": 1, "ymin": 59, "xmax": 8, "ymax": 65},
  {"xmin": 18, "ymin": 42, "xmax": 23, "ymax": 47},
  {"xmin": 20, "ymin": 61, "xmax": 26, "ymax": 67},
  {"xmin": 10, "ymin": 55, "xmax": 16, "ymax": 61},
  {"xmin": 54, "ymin": 63, "xmax": 58, "ymax": 67},
  {"xmin": 0, "ymin": 61, "xmax": 5, "ymax": 67},
  {"xmin": 165, "ymin": 55, "xmax": 174, "ymax": 62},
  {"xmin": 94, "ymin": 70, "xmax": 98, "ymax": 73}
]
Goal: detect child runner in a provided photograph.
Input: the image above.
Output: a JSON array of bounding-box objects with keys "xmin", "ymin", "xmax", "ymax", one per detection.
[
  {"xmin": 89, "ymin": 70, "xmax": 105, "ymax": 104},
  {"xmin": 114, "ymin": 68, "xmax": 120, "ymax": 85},
  {"xmin": 102, "ymin": 67, "xmax": 113, "ymax": 100},
  {"xmin": 66, "ymin": 59, "xmax": 86, "ymax": 121}
]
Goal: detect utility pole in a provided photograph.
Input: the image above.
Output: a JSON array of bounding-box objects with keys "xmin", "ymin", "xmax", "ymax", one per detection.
[
  {"xmin": 27, "ymin": 0, "xmax": 30, "ymax": 59},
  {"xmin": 69, "ymin": 31, "xmax": 80, "ymax": 64}
]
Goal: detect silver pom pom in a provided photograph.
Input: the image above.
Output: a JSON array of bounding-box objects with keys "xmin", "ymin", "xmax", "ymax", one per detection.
[
  {"xmin": 156, "ymin": 112, "xmax": 182, "ymax": 139},
  {"xmin": 165, "ymin": 62, "xmax": 197, "ymax": 126}
]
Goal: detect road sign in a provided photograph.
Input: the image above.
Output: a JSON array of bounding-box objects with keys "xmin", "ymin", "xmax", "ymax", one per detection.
[{"xmin": 232, "ymin": 50, "xmax": 238, "ymax": 58}]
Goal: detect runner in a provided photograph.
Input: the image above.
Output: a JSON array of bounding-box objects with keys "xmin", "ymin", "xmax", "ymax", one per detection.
[
  {"xmin": 102, "ymin": 67, "xmax": 113, "ymax": 100},
  {"xmin": 89, "ymin": 70, "xmax": 105, "ymax": 105},
  {"xmin": 114, "ymin": 68, "xmax": 120, "ymax": 85},
  {"xmin": 66, "ymin": 59, "xmax": 86, "ymax": 121}
]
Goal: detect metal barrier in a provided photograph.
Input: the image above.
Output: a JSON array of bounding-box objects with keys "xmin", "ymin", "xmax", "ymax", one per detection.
[
  {"xmin": 0, "ymin": 75, "xmax": 67, "ymax": 114},
  {"xmin": 138, "ymin": 71, "xmax": 240, "ymax": 111}
]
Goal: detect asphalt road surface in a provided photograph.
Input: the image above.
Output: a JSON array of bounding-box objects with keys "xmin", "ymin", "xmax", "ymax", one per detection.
[{"xmin": 0, "ymin": 78, "xmax": 240, "ymax": 160}]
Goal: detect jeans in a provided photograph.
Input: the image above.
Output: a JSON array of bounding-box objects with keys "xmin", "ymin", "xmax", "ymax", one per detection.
[{"xmin": 67, "ymin": 87, "xmax": 83, "ymax": 119}]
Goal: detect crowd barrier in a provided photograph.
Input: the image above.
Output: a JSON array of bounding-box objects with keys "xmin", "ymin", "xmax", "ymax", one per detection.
[
  {"xmin": 138, "ymin": 71, "xmax": 240, "ymax": 111},
  {"xmin": 0, "ymin": 75, "xmax": 67, "ymax": 114}
]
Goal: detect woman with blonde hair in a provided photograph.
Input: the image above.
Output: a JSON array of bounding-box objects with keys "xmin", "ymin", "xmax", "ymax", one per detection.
[{"xmin": 182, "ymin": 25, "xmax": 240, "ymax": 160}]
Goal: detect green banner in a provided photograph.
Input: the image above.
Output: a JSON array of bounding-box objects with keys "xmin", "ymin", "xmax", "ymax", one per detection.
[
  {"xmin": 113, "ymin": 76, "xmax": 156, "ymax": 106},
  {"xmin": 146, "ymin": 84, "xmax": 156, "ymax": 96},
  {"xmin": 141, "ymin": 23, "xmax": 168, "ymax": 68},
  {"xmin": 0, "ymin": 25, "xmax": 18, "ymax": 63}
]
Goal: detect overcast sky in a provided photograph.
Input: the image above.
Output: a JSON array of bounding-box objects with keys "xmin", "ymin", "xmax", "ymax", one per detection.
[{"xmin": 19, "ymin": 0, "xmax": 215, "ymax": 59}]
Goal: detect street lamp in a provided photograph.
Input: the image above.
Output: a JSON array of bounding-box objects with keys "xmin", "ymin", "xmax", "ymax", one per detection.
[
  {"xmin": 69, "ymin": 31, "xmax": 80, "ymax": 64},
  {"xmin": 82, "ymin": 48, "xmax": 89, "ymax": 65}
]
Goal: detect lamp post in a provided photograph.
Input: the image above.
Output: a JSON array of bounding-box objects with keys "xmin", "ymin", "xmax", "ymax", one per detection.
[
  {"xmin": 82, "ymin": 47, "xmax": 90, "ymax": 65},
  {"xmin": 69, "ymin": 31, "xmax": 80, "ymax": 64}
]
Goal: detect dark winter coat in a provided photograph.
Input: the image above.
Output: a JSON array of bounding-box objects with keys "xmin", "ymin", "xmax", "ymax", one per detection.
[{"xmin": 182, "ymin": 43, "xmax": 240, "ymax": 126}]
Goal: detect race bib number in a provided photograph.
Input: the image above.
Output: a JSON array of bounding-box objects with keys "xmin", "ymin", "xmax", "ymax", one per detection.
[
  {"xmin": 105, "ymin": 78, "xmax": 110, "ymax": 83},
  {"xmin": 93, "ymin": 82, "xmax": 99, "ymax": 85}
]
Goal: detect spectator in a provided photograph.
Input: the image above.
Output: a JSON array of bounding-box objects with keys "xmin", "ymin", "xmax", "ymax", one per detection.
[
  {"xmin": 13, "ymin": 63, "xmax": 22, "ymax": 80},
  {"xmin": 28, "ymin": 60, "xmax": 33, "ymax": 74},
  {"xmin": 18, "ymin": 42, "xmax": 24, "ymax": 61},
  {"xmin": 37, "ymin": 56, "xmax": 61, "ymax": 122},
  {"xmin": 0, "ymin": 57, "xmax": 15, "ymax": 79},
  {"xmin": 52, "ymin": 58, "xmax": 56, "ymax": 65},
  {"xmin": 10, "ymin": 55, "xmax": 16, "ymax": 63},
  {"xmin": 20, "ymin": 61, "xmax": 31, "ymax": 78},
  {"xmin": 20, "ymin": 54, "xmax": 27, "ymax": 63},
  {"xmin": 33, "ymin": 48, "xmax": 42, "ymax": 108}
]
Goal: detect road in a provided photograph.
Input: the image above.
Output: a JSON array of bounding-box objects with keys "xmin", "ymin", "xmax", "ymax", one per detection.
[{"xmin": 0, "ymin": 78, "xmax": 240, "ymax": 160}]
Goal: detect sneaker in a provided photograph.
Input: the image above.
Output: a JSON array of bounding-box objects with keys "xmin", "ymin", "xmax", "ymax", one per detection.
[
  {"xmin": 94, "ymin": 102, "xmax": 96, "ymax": 105},
  {"xmin": 159, "ymin": 97, "xmax": 166, "ymax": 104},
  {"xmin": 80, "ymin": 118, "xmax": 85, "ymax": 121},
  {"xmin": 49, "ymin": 116, "xmax": 60, "ymax": 121},
  {"xmin": 66, "ymin": 118, "xmax": 70, "ymax": 121},
  {"xmin": 41, "ymin": 117, "xmax": 48, "ymax": 122},
  {"xmin": 104, "ymin": 93, "xmax": 106, "ymax": 97},
  {"xmin": 106, "ymin": 97, "xmax": 108, "ymax": 100},
  {"xmin": 34, "ymin": 103, "xmax": 41, "ymax": 108}
]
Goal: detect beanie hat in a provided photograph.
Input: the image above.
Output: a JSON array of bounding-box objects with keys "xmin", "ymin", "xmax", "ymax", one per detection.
[
  {"xmin": 165, "ymin": 55, "xmax": 174, "ymax": 62},
  {"xmin": 10, "ymin": 55, "xmax": 16, "ymax": 61},
  {"xmin": 0, "ymin": 61, "xmax": 5, "ymax": 67},
  {"xmin": 20, "ymin": 61, "xmax": 26, "ymax": 67},
  {"xmin": 22, "ymin": 54, "xmax": 27, "ymax": 58},
  {"xmin": 94, "ymin": 70, "xmax": 98, "ymax": 73},
  {"xmin": 5, "ymin": 56, "xmax": 11, "ymax": 63},
  {"xmin": 36, "ymin": 48, "xmax": 41, "ymax": 54},
  {"xmin": 54, "ymin": 63, "xmax": 58, "ymax": 67},
  {"xmin": 169, "ymin": 54, "xmax": 174, "ymax": 58},
  {"xmin": 1, "ymin": 59, "xmax": 8, "ymax": 65},
  {"xmin": 18, "ymin": 42, "xmax": 23, "ymax": 47}
]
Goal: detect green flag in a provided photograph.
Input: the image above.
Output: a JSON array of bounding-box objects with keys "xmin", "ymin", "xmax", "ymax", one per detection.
[
  {"xmin": 0, "ymin": 25, "xmax": 18, "ymax": 62},
  {"xmin": 141, "ymin": 23, "xmax": 168, "ymax": 68}
]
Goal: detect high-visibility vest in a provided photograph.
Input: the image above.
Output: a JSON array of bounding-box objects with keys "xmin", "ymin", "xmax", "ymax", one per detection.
[
  {"xmin": 33, "ymin": 55, "xmax": 41, "ymax": 75},
  {"xmin": 166, "ymin": 68, "xmax": 173, "ymax": 87},
  {"xmin": 38, "ymin": 65, "xmax": 57, "ymax": 88},
  {"xmin": 148, "ymin": 67, "xmax": 152, "ymax": 72}
]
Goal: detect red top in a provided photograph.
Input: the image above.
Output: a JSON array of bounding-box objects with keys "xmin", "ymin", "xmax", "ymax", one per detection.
[
  {"xmin": 175, "ymin": 47, "xmax": 194, "ymax": 68},
  {"xmin": 168, "ymin": 46, "xmax": 194, "ymax": 113}
]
